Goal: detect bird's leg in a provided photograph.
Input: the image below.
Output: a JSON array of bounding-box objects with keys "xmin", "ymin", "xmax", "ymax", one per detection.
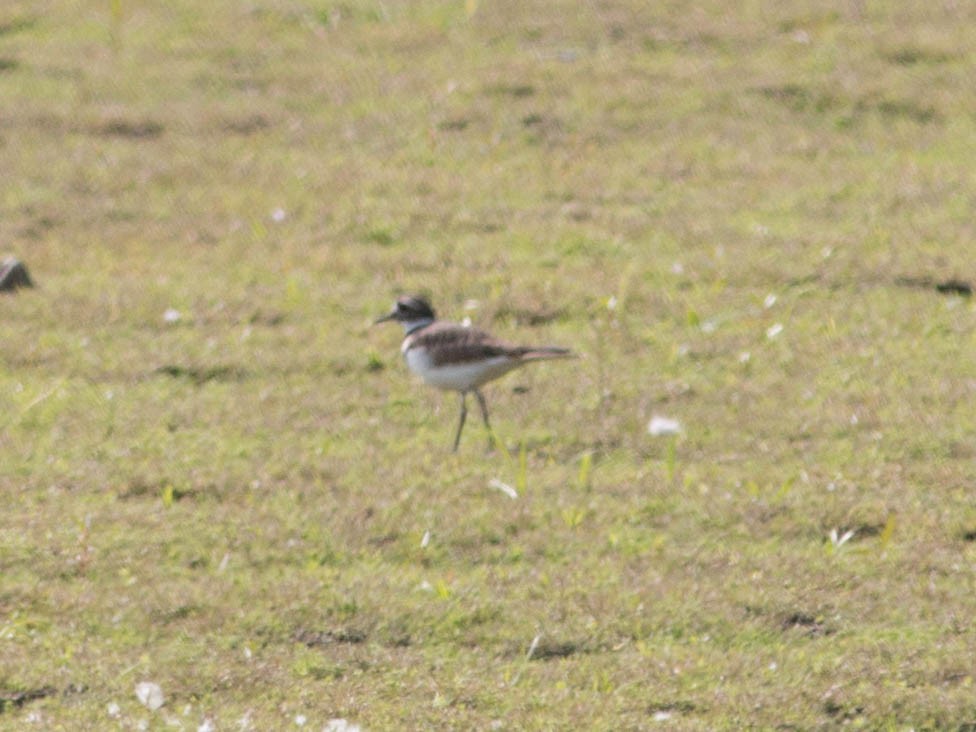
[
  {"xmin": 452, "ymin": 392, "xmax": 468, "ymax": 453},
  {"xmin": 474, "ymin": 389, "xmax": 496, "ymax": 452}
]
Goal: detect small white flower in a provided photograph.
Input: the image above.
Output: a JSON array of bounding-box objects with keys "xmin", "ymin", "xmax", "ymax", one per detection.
[
  {"xmin": 738, "ymin": 351, "xmax": 751, "ymax": 364},
  {"xmin": 763, "ymin": 293, "xmax": 777, "ymax": 309},
  {"xmin": 107, "ymin": 702, "xmax": 121, "ymax": 718},
  {"xmin": 163, "ymin": 308, "xmax": 181, "ymax": 324},
  {"xmin": 489, "ymin": 478, "xmax": 518, "ymax": 499},
  {"xmin": 829, "ymin": 528, "xmax": 855, "ymax": 548},
  {"xmin": 135, "ymin": 681, "xmax": 165, "ymax": 711},
  {"xmin": 324, "ymin": 720, "xmax": 361, "ymax": 732},
  {"xmin": 295, "ymin": 714, "xmax": 307, "ymax": 726},
  {"xmin": 271, "ymin": 208, "xmax": 287, "ymax": 222},
  {"xmin": 648, "ymin": 416, "xmax": 682, "ymax": 437},
  {"xmin": 766, "ymin": 322, "xmax": 783, "ymax": 339},
  {"xmin": 606, "ymin": 295, "xmax": 617, "ymax": 311}
]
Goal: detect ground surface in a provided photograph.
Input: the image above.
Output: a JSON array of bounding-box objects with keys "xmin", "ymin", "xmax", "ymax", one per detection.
[{"xmin": 2, "ymin": 1, "xmax": 976, "ymax": 729}]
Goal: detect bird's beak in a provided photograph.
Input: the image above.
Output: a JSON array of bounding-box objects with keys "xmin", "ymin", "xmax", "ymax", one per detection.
[{"xmin": 373, "ymin": 310, "xmax": 397, "ymax": 326}]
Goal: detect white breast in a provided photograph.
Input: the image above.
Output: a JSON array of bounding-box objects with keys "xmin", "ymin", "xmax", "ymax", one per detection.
[{"xmin": 404, "ymin": 347, "xmax": 518, "ymax": 391}]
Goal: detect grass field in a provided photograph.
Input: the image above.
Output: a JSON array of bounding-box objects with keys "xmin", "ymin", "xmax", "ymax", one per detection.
[{"xmin": 3, "ymin": 0, "xmax": 976, "ymax": 728}]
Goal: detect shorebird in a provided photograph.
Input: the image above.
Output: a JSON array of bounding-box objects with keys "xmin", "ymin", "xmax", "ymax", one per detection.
[{"xmin": 374, "ymin": 295, "xmax": 573, "ymax": 451}]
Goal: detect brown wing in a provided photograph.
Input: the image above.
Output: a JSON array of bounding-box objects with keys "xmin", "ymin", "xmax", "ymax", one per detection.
[
  {"xmin": 406, "ymin": 322, "xmax": 513, "ymax": 366},
  {"xmin": 406, "ymin": 321, "xmax": 573, "ymax": 366}
]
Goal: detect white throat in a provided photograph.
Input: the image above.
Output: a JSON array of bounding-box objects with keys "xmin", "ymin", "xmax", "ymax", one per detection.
[{"xmin": 401, "ymin": 317, "xmax": 434, "ymax": 335}]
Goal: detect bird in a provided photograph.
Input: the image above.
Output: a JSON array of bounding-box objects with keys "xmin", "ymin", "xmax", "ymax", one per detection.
[{"xmin": 374, "ymin": 295, "xmax": 574, "ymax": 452}]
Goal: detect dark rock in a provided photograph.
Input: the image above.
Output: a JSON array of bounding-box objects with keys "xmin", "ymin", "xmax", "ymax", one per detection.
[
  {"xmin": 935, "ymin": 278, "xmax": 972, "ymax": 297},
  {"xmin": 895, "ymin": 275, "xmax": 972, "ymax": 297},
  {"xmin": 0, "ymin": 257, "xmax": 33, "ymax": 291}
]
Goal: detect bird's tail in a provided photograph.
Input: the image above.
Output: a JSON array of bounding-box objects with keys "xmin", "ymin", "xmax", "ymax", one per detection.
[{"xmin": 515, "ymin": 346, "xmax": 575, "ymax": 361}]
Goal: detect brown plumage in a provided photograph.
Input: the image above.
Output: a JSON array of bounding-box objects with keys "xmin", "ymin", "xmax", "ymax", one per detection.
[
  {"xmin": 404, "ymin": 321, "xmax": 572, "ymax": 367},
  {"xmin": 374, "ymin": 295, "xmax": 574, "ymax": 451}
]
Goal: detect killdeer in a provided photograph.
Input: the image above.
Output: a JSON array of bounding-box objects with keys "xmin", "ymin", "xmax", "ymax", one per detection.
[{"xmin": 374, "ymin": 295, "xmax": 573, "ymax": 451}]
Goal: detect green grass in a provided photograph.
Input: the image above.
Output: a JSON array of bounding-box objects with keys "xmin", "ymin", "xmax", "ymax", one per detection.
[{"xmin": 3, "ymin": 0, "xmax": 976, "ymax": 728}]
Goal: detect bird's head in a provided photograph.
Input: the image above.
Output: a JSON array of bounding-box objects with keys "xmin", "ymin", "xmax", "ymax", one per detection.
[{"xmin": 374, "ymin": 295, "xmax": 436, "ymax": 331}]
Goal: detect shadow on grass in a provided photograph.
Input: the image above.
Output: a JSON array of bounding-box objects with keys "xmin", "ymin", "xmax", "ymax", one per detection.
[{"xmin": 154, "ymin": 364, "xmax": 250, "ymax": 385}]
